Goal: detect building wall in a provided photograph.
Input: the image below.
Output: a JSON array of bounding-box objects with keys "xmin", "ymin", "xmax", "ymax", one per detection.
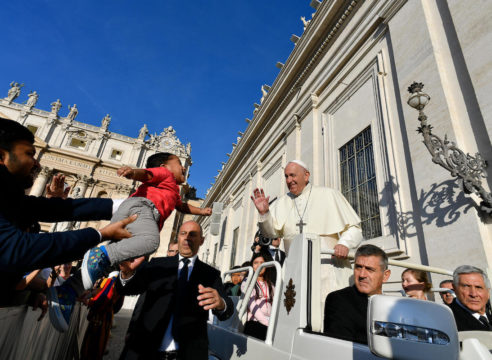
[
  {"xmin": 197, "ymin": 0, "xmax": 492, "ymax": 292},
  {"xmin": 0, "ymin": 90, "xmax": 195, "ymax": 257}
]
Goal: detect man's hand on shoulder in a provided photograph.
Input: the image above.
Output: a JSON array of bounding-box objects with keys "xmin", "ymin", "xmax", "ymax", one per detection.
[
  {"xmin": 251, "ymin": 188, "xmax": 270, "ymax": 215},
  {"xmin": 99, "ymin": 214, "xmax": 137, "ymax": 241},
  {"xmin": 197, "ymin": 284, "xmax": 225, "ymax": 311}
]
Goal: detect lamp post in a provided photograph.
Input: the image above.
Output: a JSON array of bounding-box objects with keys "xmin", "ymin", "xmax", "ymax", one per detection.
[{"xmin": 407, "ymin": 82, "xmax": 492, "ymax": 215}]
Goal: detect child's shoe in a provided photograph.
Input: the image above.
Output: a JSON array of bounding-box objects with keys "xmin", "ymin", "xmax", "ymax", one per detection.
[{"xmin": 81, "ymin": 246, "xmax": 111, "ymax": 290}]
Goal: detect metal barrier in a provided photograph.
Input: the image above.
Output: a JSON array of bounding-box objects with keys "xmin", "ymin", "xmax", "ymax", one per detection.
[
  {"xmin": 0, "ymin": 303, "xmax": 88, "ymax": 360},
  {"xmin": 237, "ymin": 261, "xmax": 283, "ymax": 345},
  {"xmin": 321, "ymin": 249, "xmax": 453, "ymax": 276}
]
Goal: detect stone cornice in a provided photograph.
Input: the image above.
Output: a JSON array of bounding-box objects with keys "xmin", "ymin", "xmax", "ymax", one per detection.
[{"xmin": 204, "ymin": 0, "xmax": 361, "ymax": 206}]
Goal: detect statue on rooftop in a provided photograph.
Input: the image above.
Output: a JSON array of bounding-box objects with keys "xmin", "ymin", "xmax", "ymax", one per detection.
[
  {"xmin": 51, "ymin": 99, "xmax": 62, "ymax": 115},
  {"xmin": 162, "ymin": 126, "xmax": 175, "ymax": 137},
  {"xmin": 301, "ymin": 16, "xmax": 311, "ymax": 30},
  {"xmin": 138, "ymin": 124, "xmax": 148, "ymax": 140},
  {"xmin": 260, "ymin": 85, "xmax": 270, "ymax": 104},
  {"xmin": 6, "ymin": 82, "xmax": 24, "ymax": 103},
  {"xmin": 26, "ymin": 91, "xmax": 38, "ymax": 108},
  {"xmin": 101, "ymin": 114, "xmax": 111, "ymax": 130},
  {"xmin": 67, "ymin": 104, "xmax": 78, "ymax": 121}
]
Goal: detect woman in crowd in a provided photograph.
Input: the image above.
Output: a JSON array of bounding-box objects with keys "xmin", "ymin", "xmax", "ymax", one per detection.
[
  {"xmin": 401, "ymin": 268, "xmax": 432, "ymax": 300},
  {"xmin": 241, "ymin": 251, "xmax": 274, "ymax": 340}
]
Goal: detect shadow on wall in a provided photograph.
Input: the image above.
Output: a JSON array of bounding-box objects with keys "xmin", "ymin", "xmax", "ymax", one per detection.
[{"xmin": 382, "ymin": 177, "xmax": 476, "ymax": 240}]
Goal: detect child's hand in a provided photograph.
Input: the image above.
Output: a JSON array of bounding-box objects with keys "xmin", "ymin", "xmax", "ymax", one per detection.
[{"xmin": 118, "ymin": 166, "xmax": 135, "ymax": 179}]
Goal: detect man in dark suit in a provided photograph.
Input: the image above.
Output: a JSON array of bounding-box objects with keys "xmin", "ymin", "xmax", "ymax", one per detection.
[
  {"xmin": 117, "ymin": 220, "xmax": 233, "ymax": 360},
  {"xmin": 323, "ymin": 244, "xmax": 391, "ymax": 344},
  {"xmin": 0, "ymin": 118, "xmax": 134, "ymax": 291},
  {"xmin": 268, "ymin": 237, "xmax": 286, "ymax": 266},
  {"xmin": 448, "ymin": 265, "xmax": 491, "ymax": 332}
]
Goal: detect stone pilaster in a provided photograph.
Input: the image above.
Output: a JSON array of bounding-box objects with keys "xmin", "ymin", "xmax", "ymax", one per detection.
[{"xmin": 30, "ymin": 166, "xmax": 52, "ymax": 196}]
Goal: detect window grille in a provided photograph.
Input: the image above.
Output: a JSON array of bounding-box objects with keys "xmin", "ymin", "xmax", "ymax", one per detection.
[{"xmin": 339, "ymin": 126, "xmax": 382, "ymax": 239}]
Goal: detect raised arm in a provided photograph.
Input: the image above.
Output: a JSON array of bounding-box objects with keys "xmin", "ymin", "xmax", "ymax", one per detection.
[
  {"xmin": 117, "ymin": 166, "xmax": 152, "ymax": 182},
  {"xmin": 175, "ymin": 202, "xmax": 212, "ymax": 216}
]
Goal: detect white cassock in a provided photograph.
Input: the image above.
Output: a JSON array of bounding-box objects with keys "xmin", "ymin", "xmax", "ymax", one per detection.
[{"xmin": 258, "ymin": 183, "xmax": 363, "ymax": 297}]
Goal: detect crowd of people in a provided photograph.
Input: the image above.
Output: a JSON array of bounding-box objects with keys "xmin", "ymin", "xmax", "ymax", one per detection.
[{"xmin": 1, "ymin": 118, "xmax": 491, "ymax": 359}]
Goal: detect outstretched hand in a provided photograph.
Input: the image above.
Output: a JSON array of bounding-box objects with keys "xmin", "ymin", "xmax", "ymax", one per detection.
[
  {"xmin": 99, "ymin": 214, "xmax": 137, "ymax": 241},
  {"xmin": 251, "ymin": 188, "xmax": 270, "ymax": 215},
  {"xmin": 119, "ymin": 256, "xmax": 146, "ymax": 279},
  {"xmin": 201, "ymin": 207, "xmax": 212, "ymax": 216},
  {"xmin": 197, "ymin": 284, "xmax": 225, "ymax": 311},
  {"xmin": 117, "ymin": 166, "xmax": 135, "ymax": 179}
]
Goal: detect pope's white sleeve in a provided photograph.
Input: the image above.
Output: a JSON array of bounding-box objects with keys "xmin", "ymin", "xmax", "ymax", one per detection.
[
  {"xmin": 337, "ymin": 225, "xmax": 363, "ymax": 249},
  {"xmin": 258, "ymin": 211, "xmax": 280, "ymax": 239}
]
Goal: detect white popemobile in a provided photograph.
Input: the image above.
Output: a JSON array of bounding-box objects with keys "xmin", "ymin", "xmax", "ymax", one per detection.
[{"xmin": 207, "ymin": 234, "xmax": 492, "ymax": 360}]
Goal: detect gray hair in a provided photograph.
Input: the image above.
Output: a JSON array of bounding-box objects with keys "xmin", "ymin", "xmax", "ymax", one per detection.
[
  {"xmin": 453, "ymin": 265, "xmax": 490, "ymax": 289},
  {"xmin": 355, "ymin": 244, "xmax": 388, "ymax": 270},
  {"xmin": 439, "ymin": 279, "xmax": 453, "ymax": 288}
]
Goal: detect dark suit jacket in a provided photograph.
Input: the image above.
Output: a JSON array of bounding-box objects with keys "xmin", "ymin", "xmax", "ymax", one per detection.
[
  {"xmin": 0, "ymin": 166, "xmax": 113, "ymax": 289},
  {"xmin": 268, "ymin": 247, "xmax": 286, "ymax": 266},
  {"xmin": 116, "ymin": 256, "xmax": 234, "ymax": 360},
  {"xmin": 323, "ymin": 285, "xmax": 369, "ymax": 344},
  {"xmin": 449, "ymin": 299, "xmax": 492, "ymax": 331}
]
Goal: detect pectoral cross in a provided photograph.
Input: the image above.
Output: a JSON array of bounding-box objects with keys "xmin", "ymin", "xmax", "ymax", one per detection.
[{"xmin": 296, "ymin": 219, "xmax": 306, "ymax": 234}]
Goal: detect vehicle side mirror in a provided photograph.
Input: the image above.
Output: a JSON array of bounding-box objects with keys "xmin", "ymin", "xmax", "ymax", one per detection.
[{"xmin": 367, "ymin": 295, "xmax": 459, "ymax": 360}]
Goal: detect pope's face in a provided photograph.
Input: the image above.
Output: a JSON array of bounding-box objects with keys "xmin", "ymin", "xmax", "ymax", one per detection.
[
  {"xmin": 455, "ymin": 273, "xmax": 490, "ymax": 314},
  {"xmin": 284, "ymin": 163, "xmax": 310, "ymax": 196},
  {"xmin": 177, "ymin": 221, "xmax": 204, "ymax": 258}
]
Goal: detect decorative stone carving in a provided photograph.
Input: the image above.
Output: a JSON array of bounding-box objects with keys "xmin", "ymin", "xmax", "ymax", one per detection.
[
  {"xmin": 51, "ymin": 99, "xmax": 62, "ymax": 116},
  {"xmin": 284, "ymin": 278, "xmax": 296, "ymax": 315},
  {"xmin": 67, "ymin": 104, "xmax": 78, "ymax": 122},
  {"xmin": 101, "ymin": 114, "xmax": 111, "ymax": 131},
  {"xmin": 26, "ymin": 91, "xmax": 38, "ymax": 108},
  {"xmin": 186, "ymin": 143, "xmax": 191, "ymax": 154},
  {"xmin": 6, "ymin": 82, "xmax": 24, "ymax": 103}
]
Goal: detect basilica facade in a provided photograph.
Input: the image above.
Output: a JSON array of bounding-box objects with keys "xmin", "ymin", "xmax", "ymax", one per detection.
[
  {"xmin": 0, "ymin": 87, "xmax": 193, "ymax": 257},
  {"xmin": 197, "ymin": 0, "xmax": 492, "ymax": 289}
]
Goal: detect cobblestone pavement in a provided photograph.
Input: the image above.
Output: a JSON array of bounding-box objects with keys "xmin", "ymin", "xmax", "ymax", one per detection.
[{"xmin": 103, "ymin": 308, "xmax": 133, "ymax": 359}]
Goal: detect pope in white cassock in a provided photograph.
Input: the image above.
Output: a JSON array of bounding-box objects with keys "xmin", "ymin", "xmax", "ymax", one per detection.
[{"xmin": 251, "ymin": 160, "xmax": 363, "ymax": 294}]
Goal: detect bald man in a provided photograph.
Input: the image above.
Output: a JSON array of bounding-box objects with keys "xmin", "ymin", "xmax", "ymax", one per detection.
[{"xmin": 252, "ymin": 160, "xmax": 363, "ymax": 293}]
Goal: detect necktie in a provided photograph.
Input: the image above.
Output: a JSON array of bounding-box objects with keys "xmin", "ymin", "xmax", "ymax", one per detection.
[
  {"xmin": 178, "ymin": 258, "xmax": 190, "ymax": 288},
  {"xmin": 479, "ymin": 315, "xmax": 491, "ymax": 329},
  {"xmin": 274, "ymin": 249, "xmax": 280, "ymax": 262},
  {"xmin": 172, "ymin": 258, "xmax": 190, "ymax": 341}
]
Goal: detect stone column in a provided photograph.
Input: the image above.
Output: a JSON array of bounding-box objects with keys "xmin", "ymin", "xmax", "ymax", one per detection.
[
  {"xmin": 29, "ymin": 166, "xmax": 52, "ymax": 196},
  {"xmin": 74, "ymin": 175, "xmax": 94, "ymax": 198}
]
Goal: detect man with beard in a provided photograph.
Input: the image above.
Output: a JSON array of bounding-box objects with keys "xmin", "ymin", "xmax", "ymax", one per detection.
[{"xmin": 0, "ymin": 118, "xmax": 134, "ymax": 294}]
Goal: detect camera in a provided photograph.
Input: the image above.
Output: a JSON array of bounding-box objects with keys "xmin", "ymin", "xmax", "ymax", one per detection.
[{"xmin": 251, "ymin": 230, "xmax": 272, "ymax": 251}]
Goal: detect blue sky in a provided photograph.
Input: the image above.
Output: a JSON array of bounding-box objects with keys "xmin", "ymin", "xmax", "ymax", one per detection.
[{"xmin": 1, "ymin": 1, "xmax": 314, "ymax": 197}]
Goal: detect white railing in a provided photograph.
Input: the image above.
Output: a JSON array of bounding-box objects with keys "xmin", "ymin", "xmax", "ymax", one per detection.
[
  {"xmin": 320, "ymin": 249, "xmax": 453, "ymax": 276},
  {"xmin": 237, "ymin": 261, "xmax": 283, "ymax": 345}
]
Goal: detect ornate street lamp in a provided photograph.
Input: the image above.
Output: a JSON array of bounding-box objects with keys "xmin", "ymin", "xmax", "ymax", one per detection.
[{"xmin": 407, "ymin": 82, "xmax": 492, "ymax": 215}]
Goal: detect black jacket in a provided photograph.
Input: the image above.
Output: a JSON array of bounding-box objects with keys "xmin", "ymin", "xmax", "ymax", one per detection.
[
  {"xmin": 323, "ymin": 285, "xmax": 369, "ymax": 344},
  {"xmin": 449, "ymin": 298, "xmax": 492, "ymax": 332},
  {"xmin": 0, "ymin": 166, "xmax": 113, "ymax": 289},
  {"xmin": 116, "ymin": 255, "xmax": 234, "ymax": 360}
]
